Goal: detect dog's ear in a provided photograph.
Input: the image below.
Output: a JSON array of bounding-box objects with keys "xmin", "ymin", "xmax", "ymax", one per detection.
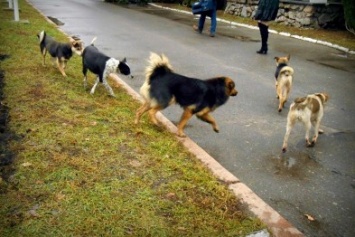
[
  {"xmin": 69, "ymin": 36, "xmax": 82, "ymax": 44},
  {"xmin": 121, "ymin": 57, "xmax": 127, "ymax": 63},
  {"xmin": 274, "ymin": 57, "xmax": 279, "ymax": 61},
  {"xmin": 315, "ymin": 93, "xmax": 329, "ymax": 103},
  {"xmin": 287, "ymin": 54, "xmax": 291, "ymax": 61}
]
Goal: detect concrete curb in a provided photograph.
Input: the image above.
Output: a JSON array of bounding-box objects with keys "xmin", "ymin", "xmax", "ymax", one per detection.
[{"xmin": 111, "ymin": 74, "xmax": 304, "ymax": 237}]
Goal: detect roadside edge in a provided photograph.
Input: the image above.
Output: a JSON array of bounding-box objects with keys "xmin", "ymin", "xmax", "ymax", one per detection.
[{"xmin": 111, "ymin": 73, "xmax": 305, "ymax": 237}]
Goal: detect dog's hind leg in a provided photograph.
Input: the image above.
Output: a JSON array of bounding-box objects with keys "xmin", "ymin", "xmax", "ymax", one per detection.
[
  {"xmin": 282, "ymin": 117, "xmax": 295, "ymax": 153},
  {"xmin": 311, "ymin": 120, "xmax": 321, "ymax": 145},
  {"xmin": 42, "ymin": 48, "xmax": 47, "ymax": 66},
  {"xmin": 90, "ymin": 77, "xmax": 100, "ymax": 95},
  {"xmin": 148, "ymin": 107, "xmax": 161, "ymax": 125},
  {"xmin": 304, "ymin": 120, "xmax": 313, "ymax": 147},
  {"xmin": 82, "ymin": 65, "xmax": 88, "ymax": 89},
  {"xmin": 177, "ymin": 108, "xmax": 194, "ymax": 137},
  {"xmin": 278, "ymin": 97, "xmax": 285, "ymax": 112},
  {"xmin": 135, "ymin": 102, "xmax": 151, "ymax": 124},
  {"xmin": 196, "ymin": 111, "xmax": 219, "ymax": 133}
]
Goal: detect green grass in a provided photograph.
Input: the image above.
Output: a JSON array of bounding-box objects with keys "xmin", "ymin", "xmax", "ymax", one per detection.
[
  {"xmin": 161, "ymin": 3, "xmax": 355, "ymax": 51},
  {"xmin": 0, "ymin": 1, "xmax": 265, "ymax": 236}
]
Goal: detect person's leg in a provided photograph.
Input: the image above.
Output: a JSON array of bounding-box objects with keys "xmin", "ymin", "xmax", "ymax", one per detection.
[
  {"xmin": 198, "ymin": 13, "xmax": 207, "ymax": 32},
  {"xmin": 257, "ymin": 22, "xmax": 268, "ymax": 54},
  {"xmin": 209, "ymin": 8, "xmax": 217, "ymax": 37}
]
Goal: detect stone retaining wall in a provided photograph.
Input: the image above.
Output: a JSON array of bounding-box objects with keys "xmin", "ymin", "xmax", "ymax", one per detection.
[{"xmin": 224, "ymin": 0, "xmax": 344, "ymax": 29}]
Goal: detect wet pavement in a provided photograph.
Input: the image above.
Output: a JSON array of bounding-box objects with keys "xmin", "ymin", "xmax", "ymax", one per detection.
[{"xmin": 28, "ymin": 1, "xmax": 355, "ymax": 236}]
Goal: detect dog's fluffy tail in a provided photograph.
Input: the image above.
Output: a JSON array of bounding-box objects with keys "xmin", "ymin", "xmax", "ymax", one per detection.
[
  {"xmin": 37, "ymin": 30, "xmax": 45, "ymax": 43},
  {"xmin": 145, "ymin": 52, "xmax": 173, "ymax": 82},
  {"xmin": 279, "ymin": 66, "xmax": 294, "ymax": 78}
]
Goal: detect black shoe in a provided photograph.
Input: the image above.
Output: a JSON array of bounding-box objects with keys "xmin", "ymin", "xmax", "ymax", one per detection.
[
  {"xmin": 256, "ymin": 49, "xmax": 267, "ymax": 54},
  {"xmin": 193, "ymin": 25, "xmax": 202, "ymax": 34}
]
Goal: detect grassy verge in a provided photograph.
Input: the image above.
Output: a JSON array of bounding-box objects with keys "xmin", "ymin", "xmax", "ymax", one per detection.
[
  {"xmin": 0, "ymin": 1, "xmax": 265, "ymax": 236},
  {"xmin": 159, "ymin": 3, "xmax": 355, "ymax": 51}
]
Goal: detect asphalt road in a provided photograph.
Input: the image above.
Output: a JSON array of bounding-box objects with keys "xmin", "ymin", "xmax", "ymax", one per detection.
[{"xmin": 28, "ymin": 1, "xmax": 355, "ymax": 236}]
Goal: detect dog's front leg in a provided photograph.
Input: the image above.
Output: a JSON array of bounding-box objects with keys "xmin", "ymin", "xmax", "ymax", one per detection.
[
  {"xmin": 103, "ymin": 80, "xmax": 115, "ymax": 97},
  {"xmin": 177, "ymin": 108, "xmax": 194, "ymax": 137},
  {"xmin": 90, "ymin": 77, "xmax": 100, "ymax": 95},
  {"xmin": 197, "ymin": 112, "xmax": 219, "ymax": 133}
]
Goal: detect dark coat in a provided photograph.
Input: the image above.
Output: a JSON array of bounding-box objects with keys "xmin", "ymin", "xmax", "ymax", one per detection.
[{"xmin": 254, "ymin": 0, "xmax": 279, "ymax": 21}]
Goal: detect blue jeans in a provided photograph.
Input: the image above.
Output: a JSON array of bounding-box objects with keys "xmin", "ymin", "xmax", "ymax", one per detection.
[{"xmin": 198, "ymin": 7, "xmax": 217, "ymax": 34}]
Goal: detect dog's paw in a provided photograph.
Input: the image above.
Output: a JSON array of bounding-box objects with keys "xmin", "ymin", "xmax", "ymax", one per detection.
[
  {"xmin": 213, "ymin": 128, "xmax": 219, "ymax": 133},
  {"xmin": 318, "ymin": 129, "xmax": 324, "ymax": 134},
  {"xmin": 278, "ymin": 108, "xmax": 282, "ymax": 113},
  {"xmin": 282, "ymin": 147, "xmax": 287, "ymax": 153},
  {"xmin": 177, "ymin": 132, "xmax": 186, "ymax": 138}
]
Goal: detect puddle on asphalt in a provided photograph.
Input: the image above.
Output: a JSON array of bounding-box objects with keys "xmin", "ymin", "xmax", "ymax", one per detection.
[{"xmin": 268, "ymin": 150, "xmax": 320, "ymax": 179}]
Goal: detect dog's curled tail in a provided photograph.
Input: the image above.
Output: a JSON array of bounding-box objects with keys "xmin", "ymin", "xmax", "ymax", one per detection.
[
  {"xmin": 279, "ymin": 66, "xmax": 294, "ymax": 78},
  {"xmin": 145, "ymin": 52, "xmax": 173, "ymax": 82},
  {"xmin": 37, "ymin": 30, "xmax": 45, "ymax": 43},
  {"xmin": 291, "ymin": 96, "xmax": 309, "ymax": 111}
]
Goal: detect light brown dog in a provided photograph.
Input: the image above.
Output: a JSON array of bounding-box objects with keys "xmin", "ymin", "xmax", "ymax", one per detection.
[
  {"xmin": 274, "ymin": 55, "xmax": 294, "ymax": 112},
  {"xmin": 282, "ymin": 93, "xmax": 329, "ymax": 153}
]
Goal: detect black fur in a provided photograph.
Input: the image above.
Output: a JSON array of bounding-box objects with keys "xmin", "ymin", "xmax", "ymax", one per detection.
[
  {"xmin": 275, "ymin": 63, "xmax": 288, "ymax": 80},
  {"xmin": 82, "ymin": 45, "xmax": 130, "ymax": 82},
  {"xmin": 149, "ymin": 66, "xmax": 232, "ymax": 113}
]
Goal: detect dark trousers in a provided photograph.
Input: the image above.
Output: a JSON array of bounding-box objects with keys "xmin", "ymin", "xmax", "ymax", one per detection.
[{"xmin": 258, "ymin": 22, "xmax": 269, "ymax": 52}]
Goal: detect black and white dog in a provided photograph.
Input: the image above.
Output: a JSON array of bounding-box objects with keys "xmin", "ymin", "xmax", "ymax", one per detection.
[
  {"xmin": 37, "ymin": 30, "xmax": 83, "ymax": 77},
  {"xmin": 82, "ymin": 38, "xmax": 131, "ymax": 97}
]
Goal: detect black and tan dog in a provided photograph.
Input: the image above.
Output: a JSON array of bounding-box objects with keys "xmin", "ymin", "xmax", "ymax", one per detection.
[
  {"xmin": 135, "ymin": 52, "xmax": 238, "ymax": 137},
  {"xmin": 37, "ymin": 30, "xmax": 83, "ymax": 77},
  {"xmin": 274, "ymin": 54, "xmax": 294, "ymax": 112},
  {"xmin": 282, "ymin": 92, "xmax": 329, "ymax": 153}
]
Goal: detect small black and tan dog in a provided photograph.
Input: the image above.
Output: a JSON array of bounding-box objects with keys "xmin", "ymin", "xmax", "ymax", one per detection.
[
  {"xmin": 274, "ymin": 54, "xmax": 294, "ymax": 112},
  {"xmin": 37, "ymin": 30, "xmax": 83, "ymax": 77},
  {"xmin": 135, "ymin": 52, "xmax": 238, "ymax": 137},
  {"xmin": 81, "ymin": 37, "xmax": 131, "ymax": 97}
]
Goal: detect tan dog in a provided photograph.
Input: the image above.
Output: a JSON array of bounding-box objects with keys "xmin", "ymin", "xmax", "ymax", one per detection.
[
  {"xmin": 274, "ymin": 55, "xmax": 294, "ymax": 112},
  {"xmin": 282, "ymin": 93, "xmax": 329, "ymax": 153}
]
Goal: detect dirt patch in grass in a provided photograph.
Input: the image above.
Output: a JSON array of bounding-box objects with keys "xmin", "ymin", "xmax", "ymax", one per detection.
[{"xmin": 0, "ymin": 55, "xmax": 18, "ymax": 182}]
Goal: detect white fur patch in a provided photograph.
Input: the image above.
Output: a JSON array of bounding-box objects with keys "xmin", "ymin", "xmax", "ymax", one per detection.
[
  {"xmin": 103, "ymin": 58, "xmax": 119, "ymax": 82},
  {"xmin": 38, "ymin": 30, "xmax": 45, "ymax": 43}
]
